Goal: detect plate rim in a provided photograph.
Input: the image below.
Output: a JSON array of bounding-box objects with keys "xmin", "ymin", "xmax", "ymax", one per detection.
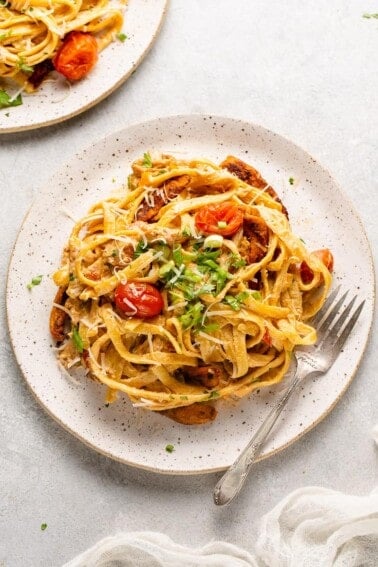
[
  {"xmin": 6, "ymin": 113, "xmax": 376, "ymax": 474},
  {"xmin": 0, "ymin": 0, "xmax": 169, "ymax": 134}
]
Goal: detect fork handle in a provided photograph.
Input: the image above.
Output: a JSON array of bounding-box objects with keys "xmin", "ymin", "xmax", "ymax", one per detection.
[{"xmin": 214, "ymin": 370, "xmax": 305, "ymax": 506}]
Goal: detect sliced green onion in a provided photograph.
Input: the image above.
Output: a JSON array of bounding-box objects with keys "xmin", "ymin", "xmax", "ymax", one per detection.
[
  {"xmin": 142, "ymin": 152, "xmax": 153, "ymax": 167},
  {"xmin": 172, "ymin": 246, "xmax": 183, "ymax": 265},
  {"xmin": 27, "ymin": 275, "xmax": 43, "ymax": 290},
  {"xmin": 116, "ymin": 32, "xmax": 128, "ymax": 42},
  {"xmin": 72, "ymin": 326, "xmax": 84, "ymax": 353},
  {"xmin": 203, "ymin": 234, "xmax": 224, "ymax": 248}
]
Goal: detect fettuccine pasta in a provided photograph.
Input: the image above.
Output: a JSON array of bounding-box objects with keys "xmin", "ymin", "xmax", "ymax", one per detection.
[
  {"xmin": 50, "ymin": 153, "xmax": 333, "ymax": 424},
  {"xmin": 0, "ymin": 0, "xmax": 125, "ymax": 90}
]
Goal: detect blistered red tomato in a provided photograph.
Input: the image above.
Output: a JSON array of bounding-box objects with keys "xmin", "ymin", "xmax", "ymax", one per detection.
[
  {"xmin": 53, "ymin": 32, "xmax": 98, "ymax": 81},
  {"xmin": 195, "ymin": 202, "xmax": 243, "ymax": 236},
  {"xmin": 114, "ymin": 282, "xmax": 164, "ymax": 318},
  {"xmin": 300, "ymin": 248, "xmax": 334, "ymax": 284}
]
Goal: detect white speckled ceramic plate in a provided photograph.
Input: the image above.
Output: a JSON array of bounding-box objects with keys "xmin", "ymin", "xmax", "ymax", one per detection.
[
  {"xmin": 0, "ymin": 0, "xmax": 168, "ymax": 134},
  {"xmin": 6, "ymin": 115, "xmax": 375, "ymax": 474}
]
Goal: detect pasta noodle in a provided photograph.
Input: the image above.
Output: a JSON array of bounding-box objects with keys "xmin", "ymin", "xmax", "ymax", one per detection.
[
  {"xmin": 0, "ymin": 0, "xmax": 125, "ymax": 90},
  {"xmin": 50, "ymin": 153, "xmax": 332, "ymax": 424}
]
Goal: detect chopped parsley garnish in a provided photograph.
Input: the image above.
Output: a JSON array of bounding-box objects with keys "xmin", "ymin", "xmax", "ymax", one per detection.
[
  {"xmin": 207, "ymin": 390, "xmax": 220, "ymax": 399},
  {"xmin": 17, "ymin": 57, "xmax": 34, "ymax": 73},
  {"xmin": 133, "ymin": 239, "xmax": 149, "ymax": 258},
  {"xmin": 0, "ymin": 89, "xmax": 23, "ymax": 109},
  {"xmin": 0, "ymin": 29, "xmax": 13, "ymax": 40},
  {"xmin": 127, "ymin": 175, "xmax": 134, "ymax": 190},
  {"xmin": 116, "ymin": 32, "xmax": 128, "ymax": 42},
  {"xmin": 195, "ymin": 250, "xmax": 231, "ymax": 293},
  {"xmin": 172, "ymin": 245, "xmax": 183, "ymax": 265},
  {"xmin": 179, "ymin": 301, "xmax": 204, "ymax": 330},
  {"xmin": 207, "ymin": 271, "xmax": 226, "ymax": 294},
  {"xmin": 159, "ymin": 261, "xmax": 175, "ymax": 280},
  {"xmin": 69, "ymin": 272, "xmax": 75, "ymax": 281},
  {"xmin": 174, "ymin": 278, "xmax": 213, "ymax": 301},
  {"xmin": 154, "ymin": 239, "xmax": 253, "ymax": 332},
  {"xmin": 288, "ymin": 177, "xmax": 295, "ymax": 185},
  {"xmin": 192, "ymin": 240, "xmax": 204, "ymax": 251},
  {"xmin": 201, "ymin": 322, "xmax": 220, "ymax": 333},
  {"xmin": 142, "ymin": 152, "xmax": 153, "ymax": 168},
  {"xmin": 165, "ymin": 444, "xmax": 175, "ymax": 453},
  {"xmin": 251, "ymin": 291, "xmax": 262, "ymax": 300},
  {"xmin": 157, "ymin": 242, "xmax": 240, "ymax": 330},
  {"xmin": 196, "ymin": 249, "xmax": 221, "ymax": 263},
  {"xmin": 40, "ymin": 523, "xmax": 47, "ymax": 531},
  {"xmin": 111, "ymin": 249, "xmax": 119, "ymax": 257},
  {"xmin": 223, "ymin": 295, "xmax": 241, "ymax": 310},
  {"xmin": 223, "ymin": 291, "xmax": 250, "ymax": 311},
  {"xmin": 182, "ymin": 227, "xmax": 192, "ymax": 237},
  {"xmin": 72, "ymin": 326, "xmax": 84, "ymax": 353},
  {"xmin": 27, "ymin": 275, "xmax": 43, "ymax": 290},
  {"xmin": 229, "ymin": 253, "xmax": 246, "ymax": 269}
]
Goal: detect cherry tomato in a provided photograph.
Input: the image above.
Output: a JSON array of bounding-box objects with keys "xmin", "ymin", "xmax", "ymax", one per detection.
[
  {"xmin": 114, "ymin": 282, "xmax": 164, "ymax": 318},
  {"xmin": 53, "ymin": 32, "xmax": 98, "ymax": 81},
  {"xmin": 300, "ymin": 248, "xmax": 334, "ymax": 284},
  {"xmin": 195, "ymin": 202, "xmax": 243, "ymax": 236}
]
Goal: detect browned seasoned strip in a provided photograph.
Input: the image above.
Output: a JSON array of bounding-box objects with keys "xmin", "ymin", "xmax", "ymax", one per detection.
[
  {"xmin": 183, "ymin": 365, "xmax": 222, "ymax": 389},
  {"xmin": 49, "ymin": 286, "xmax": 68, "ymax": 342},
  {"xmin": 27, "ymin": 59, "xmax": 54, "ymax": 89},
  {"xmin": 163, "ymin": 403, "xmax": 217, "ymax": 425},
  {"xmin": 240, "ymin": 212, "xmax": 270, "ymax": 264},
  {"xmin": 220, "ymin": 156, "xmax": 288, "ymax": 217},
  {"xmin": 136, "ymin": 175, "xmax": 191, "ymax": 222},
  {"xmin": 165, "ymin": 174, "xmax": 191, "ymax": 197}
]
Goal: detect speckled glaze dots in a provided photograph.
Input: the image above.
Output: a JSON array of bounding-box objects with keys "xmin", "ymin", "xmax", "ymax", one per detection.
[{"xmin": 6, "ymin": 116, "xmax": 374, "ymax": 474}]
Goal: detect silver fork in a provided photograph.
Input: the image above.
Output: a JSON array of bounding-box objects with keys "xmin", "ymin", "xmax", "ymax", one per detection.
[{"xmin": 214, "ymin": 286, "xmax": 365, "ymax": 506}]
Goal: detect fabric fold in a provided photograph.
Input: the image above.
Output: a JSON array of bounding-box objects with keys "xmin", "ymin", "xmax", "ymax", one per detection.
[{"xmin": 63, "ymin": 486, "xmax": 378, "ymax": 567}]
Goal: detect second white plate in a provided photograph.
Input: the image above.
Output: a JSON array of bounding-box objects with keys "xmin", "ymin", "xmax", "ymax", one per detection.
[{"xmin": 0, "ymin": 0, "xmax": 168, "ymax": 133}]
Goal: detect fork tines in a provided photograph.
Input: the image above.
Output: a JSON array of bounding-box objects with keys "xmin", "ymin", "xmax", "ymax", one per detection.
[{"xmin": 313, "ymin": 286, "xmax": 365, "ymax": 350}]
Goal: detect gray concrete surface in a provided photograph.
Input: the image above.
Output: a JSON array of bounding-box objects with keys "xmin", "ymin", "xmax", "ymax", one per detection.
[{"xmin": 1, "ymin": 1, "xmax": 377, "ymax": 565}]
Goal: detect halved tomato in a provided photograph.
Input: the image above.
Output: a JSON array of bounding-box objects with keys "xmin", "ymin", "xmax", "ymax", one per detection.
[
  {"xmin": 114, "ymin": 282, "xmax": 163, "ymax": 318},
  {"xmin": 195, "ymin": 202, "xmax": 243, "ymax": 236},
  {"xmin": 53, "ymin": 32, "xmax": 98, "ymax": 81}
]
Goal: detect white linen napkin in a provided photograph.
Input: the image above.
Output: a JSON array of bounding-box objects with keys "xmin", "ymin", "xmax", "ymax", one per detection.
[{"xmin": 64, "ymin": 486, "xmax": 378, "ymax": 567}]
